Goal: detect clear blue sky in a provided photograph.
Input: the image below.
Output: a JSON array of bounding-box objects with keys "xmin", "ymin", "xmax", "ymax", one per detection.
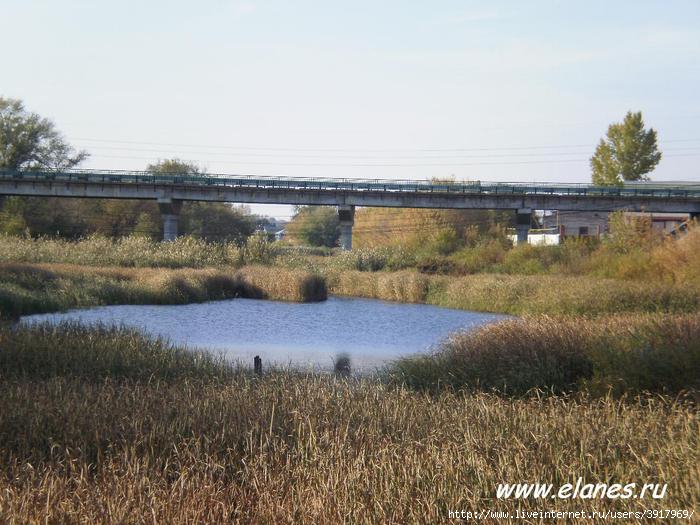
[{"xmin": 3, "ymin": 0, "xmax": 699, "ymax": 217}]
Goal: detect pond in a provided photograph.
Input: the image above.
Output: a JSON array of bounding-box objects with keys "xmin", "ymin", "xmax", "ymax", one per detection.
[{"xmin": 21, "ymin": 296, "xmax": 508, "ymax": 372}]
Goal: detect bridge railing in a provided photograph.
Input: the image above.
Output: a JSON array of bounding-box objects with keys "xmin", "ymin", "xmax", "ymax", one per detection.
[{"xmin": 1, "ymin": 168, "xmax": 699, "ymax": 199}]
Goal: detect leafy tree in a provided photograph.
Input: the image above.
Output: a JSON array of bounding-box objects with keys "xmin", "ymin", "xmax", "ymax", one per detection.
[
  {"xmin": 146, "ymin": 158, "xmax": 199, "ymax": 176},
  {"xmin": 0, "ymin": 97, "xmax": 91, "ymax": 236},
  {"xmin": 0, "ymin": 197, "xmax": 28, "ymax": 235},
  {"xmin": 287, "ymin": 206, "xmax": 340, "ymax": 247},
  {"xmin": 0, "ymin": 97, "xmax": 87, "ymax": 170},
  {"xmin": 133, "ymin": 212, "xmax": 159, "ymax": 239},
  {"xmin": 180, "ymin": 202, "xmax": 255, "ymax": 244},
  {"xmin": 148, "ymin": 159, "xmax": 255, "ymax": 243},
  {"xmin": 591, "ymin": 111, "xmax": 662, "ymax": 186}
]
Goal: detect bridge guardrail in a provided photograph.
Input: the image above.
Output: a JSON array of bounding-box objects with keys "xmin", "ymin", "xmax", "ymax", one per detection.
[{"xmin": 1, "ymin": 168, "xmax": 700, "ymax": 200}]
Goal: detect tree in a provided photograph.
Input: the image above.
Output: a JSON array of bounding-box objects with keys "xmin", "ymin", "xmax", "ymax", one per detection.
[
  {"xmin": 0, "ymin": 97, "xmax": 88, "ymax": 170},
  {"xmin": 146, "ymin": 158, "xmax": 199, "ymax": 176},
  {"xmin": 590, "ymin": 111, "xmax": 662, "ymax": 186},
  {"xmin": 286, "ymin": 206, "xmax": 340, "ymax": 247},
  {"xmin": 0, "ymin": 97, "xmax": 90, "ymax": 236},
  {"xmin": 148, "ymin": 159, "xmax": 255, "ymax": 243}
]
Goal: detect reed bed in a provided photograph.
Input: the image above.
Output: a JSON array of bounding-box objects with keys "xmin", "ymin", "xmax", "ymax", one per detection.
[
  {"xmin": 328, "ymin": 270, "xmax": 699, "ymax": 315},
  {"xmin": 0, "ymin": 322, "xmax": 233, "ymax": 381},
  {"xmin": 0, "ymin": 324, "xmax": 697, "ymax": 523},
  {"xmin": 0, "ymin": 262, "xmax": 326, "ymax": 319},
  {"xmin": 390, "ymin": 313, "xmax": 700, "ymax": 396},
  {"xmin": 0, "ymin": 234, "xmax": 243, "ymax": 268},
  {"xmin": 235, "ymin": 265, "xmax": 327, "ymax": 303}
]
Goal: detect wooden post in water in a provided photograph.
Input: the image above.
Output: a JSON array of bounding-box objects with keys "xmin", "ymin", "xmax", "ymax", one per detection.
[{"xmin": 254, "ymin": 355, "xmax": 262, "ymax": 376}]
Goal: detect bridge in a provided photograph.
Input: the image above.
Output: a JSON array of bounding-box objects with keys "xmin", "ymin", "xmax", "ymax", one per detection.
[{"xmin": 2, "ymin": 168, "xmax": 699, "ymax": 249}]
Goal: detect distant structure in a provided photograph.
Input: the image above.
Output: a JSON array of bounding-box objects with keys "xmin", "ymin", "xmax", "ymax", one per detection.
[
  {"xmin": 257, "ymin": 218, "xmax": 288, "ymax": 241},
  {"xmin": 542, "ymin": 211, "xmax": 609, "ymax": 239},
  {"xmin": 512, "ymin": 210, "xmax": 691, "ymax": 246}
]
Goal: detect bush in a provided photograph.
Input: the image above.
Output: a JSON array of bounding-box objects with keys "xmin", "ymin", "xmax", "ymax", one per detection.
[{"xmin": 451, "ymin": 240, "xmax": 509, "ymax": 273}]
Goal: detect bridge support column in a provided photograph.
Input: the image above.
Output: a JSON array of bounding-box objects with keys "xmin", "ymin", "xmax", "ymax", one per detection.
[
  {"xmin": 158, "ymin": 198, "xmax": 182, "ymax": 241},
  {"xmin": 515, "ymin": 208, "xmax": 532, "ymax": 245},
  {"xmin": 338, "ymin": 205, "xmax": 355, "ymax": 250}
]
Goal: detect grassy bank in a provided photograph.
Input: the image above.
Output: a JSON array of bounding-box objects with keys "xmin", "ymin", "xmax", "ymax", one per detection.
[
  {"xmin": 3, "ymin": 233, "xmax": 700, "ymax": 316},
  {"xmin": 0, "ymin": 263, "xmax": 326, "ymax": 319},
  {"xmin": 0, "ymin": 324, "xmax": 698, "ymax": 523},
  {"xmin": 327, "ymin": 269, "xmax": 700, "ymax": 315},
  {"xmin": 390, "ymin": 314, "xmax": 700, "ymax": 396},
  {"xmin": 2, "ymin": 260, "xmax": 696, "ymax": 319}
]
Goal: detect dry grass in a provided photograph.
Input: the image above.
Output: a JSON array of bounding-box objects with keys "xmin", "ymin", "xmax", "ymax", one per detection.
[
  {"xmin": 0, "ymin": 262, "xmax": 326, "ymax": 319},
  {"xmin": 328, "ymin": 270, "xmax": 699, "ymax": 315},
  {"xmin": 0, "ymin": 234, "xmax": 244, "ymax": 268},
  {"xmin": 235, "ymin": 265, "xmax": 327, "ymax": 303},
  {"xmin": 390, "ymin": 314, "xmax": 700, "ymax": 396},
  {"xmin": 326, "ymin": 269, "xmax": 434, "ymax": 303},
  {"xmin": 0, "ymin": 324, "xmax": 698, "ymax": 523}
]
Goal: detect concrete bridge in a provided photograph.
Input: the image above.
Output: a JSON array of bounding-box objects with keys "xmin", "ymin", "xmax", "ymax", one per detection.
[{"xmin": 2, "ymin": 168, "xmax": 699, "ymax": 249}]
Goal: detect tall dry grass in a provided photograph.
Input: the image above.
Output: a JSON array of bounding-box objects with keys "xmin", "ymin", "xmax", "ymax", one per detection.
[
  {"xmin": 0, "ymin": 262, "xmax": 326, "ymax": 319},
  {"xmin": 0, "ymin": 234, "xmax": 243, "ymax": 268},
  {"xmin": 438, "ymin": 274, "xmax": 699, "ymax": 315},
  {"xmin": 328, "ymin": 270, "xmax": 699, "ymax": 315},
  {"xmin": 0, "ymin": 322, "xmax": 232, "ymax": 381},
  {"xmin": 0, "ymin": 324, "xmax": 697, "ymax": 523},
  {"xmin": 390, "ymin": 314, "xmax": 700, "ymax": 396}
]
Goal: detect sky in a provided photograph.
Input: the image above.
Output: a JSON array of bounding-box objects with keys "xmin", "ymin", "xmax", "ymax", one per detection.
[{"xmin": 2, "ymin": 0, "xmax": 699, "ymax": 218}]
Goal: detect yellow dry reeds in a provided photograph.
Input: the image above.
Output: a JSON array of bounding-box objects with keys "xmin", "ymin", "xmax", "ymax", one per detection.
[
  {"xmin": 0, "ymin": 263, "xmax": 326, "ymax": 319},
  {"xmin": 329, "ymin": 270, "xmax": 699, "ymax": 315},
  {"xmin": 390, "ymin": 313, "xmax": 700, "ymax": 396},
  {"xmin": 0, "ymin": 323, "xmax": 697, "ymax": 523}
]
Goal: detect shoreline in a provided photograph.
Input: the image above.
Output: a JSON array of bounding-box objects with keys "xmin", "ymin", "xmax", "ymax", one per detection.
[{"xmin": 4, "ymin": 261, "xmax": 698, "ymax": 319}]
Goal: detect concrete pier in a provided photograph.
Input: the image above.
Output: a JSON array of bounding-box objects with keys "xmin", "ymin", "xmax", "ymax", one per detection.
[
  {"xmin": 338, "ymin": 205, "xmax": 355, "ymax": 250},
  {"xmin": 515, "ymin": 208, "xmax": 532, "ymax": 245},
  {"xmin": 157, "ymin": 198, "xmax": 182, "ymax": 241}
]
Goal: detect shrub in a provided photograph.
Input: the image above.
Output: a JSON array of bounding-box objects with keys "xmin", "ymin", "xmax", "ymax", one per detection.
[{"xmin": 451, "ymin": 240, "xmax": 509, "ymax": 274}]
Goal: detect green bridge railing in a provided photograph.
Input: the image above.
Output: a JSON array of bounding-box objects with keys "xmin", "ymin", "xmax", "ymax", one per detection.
[{"xmin": 1, "ymin": 168, "xmax": 699, "ymax": 199}]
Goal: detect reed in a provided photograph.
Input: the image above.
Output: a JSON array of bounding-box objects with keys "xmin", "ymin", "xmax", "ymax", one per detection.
[
  {"xmin": 0, "ymin": 234, "xmax": 242, "ymax": 268},
  {"xmin": 235, "ymin": 265, "xmax": 327, "ymax": 303},
  {"xmin": 0, "ymin": 263, "xmax": 326, "ymax": 319},
  {"xmin": 328, "ymin": 270, "xmax": 699, "ymax": 315},
  {"xmin": 389, "ymin": 313, "xmax": 700, "ymax": 396},
  {"xmin": 0, "ymin": 323, "xmax": 697, "ymax": 523},
  {"xmin": 0, "ymin": 322, "xmax": 234, "ymax": 381}
]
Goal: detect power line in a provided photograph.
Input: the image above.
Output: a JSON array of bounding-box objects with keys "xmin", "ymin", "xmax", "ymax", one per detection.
[
  {"xmin": 69, "ymin": 136, "xmax": 700, "ymax": 153},
  {"xmin": 85, "ymin": 152, "xmax": 700, "ymax": 168},
  {"xmin": 76, "ymin": 143, "xmax": 700, "ymax": 160}
]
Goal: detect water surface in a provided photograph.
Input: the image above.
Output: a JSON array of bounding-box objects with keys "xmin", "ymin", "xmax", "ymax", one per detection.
[{"xmin": 22, "ymin": 297, "xmax": 508, "ymax": 371}]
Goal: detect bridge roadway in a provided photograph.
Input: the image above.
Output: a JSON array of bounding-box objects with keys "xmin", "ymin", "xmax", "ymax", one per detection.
[{"xmin": 1, "ymin": 168, "xmax": 699, "ymax": 248}]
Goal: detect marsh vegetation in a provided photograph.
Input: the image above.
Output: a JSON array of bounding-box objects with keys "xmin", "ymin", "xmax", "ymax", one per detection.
[{"xmin": 0, "ymin": 323, "xmax": 697, "ymax": 523}]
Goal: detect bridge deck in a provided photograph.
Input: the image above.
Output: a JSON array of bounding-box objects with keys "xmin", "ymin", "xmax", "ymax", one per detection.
[
  {"xmin": 2, "ymin": 168, "xmax": 700, "ymax": 199},
  {"xmin": 2, "ymin": 169, "xmax": 700, "ymax": 215}
]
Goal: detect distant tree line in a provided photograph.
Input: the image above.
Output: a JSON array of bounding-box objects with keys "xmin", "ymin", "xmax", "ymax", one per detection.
[{"xmin": 0, "ymin": 97, "xmax": 258, "ymax": 242}]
